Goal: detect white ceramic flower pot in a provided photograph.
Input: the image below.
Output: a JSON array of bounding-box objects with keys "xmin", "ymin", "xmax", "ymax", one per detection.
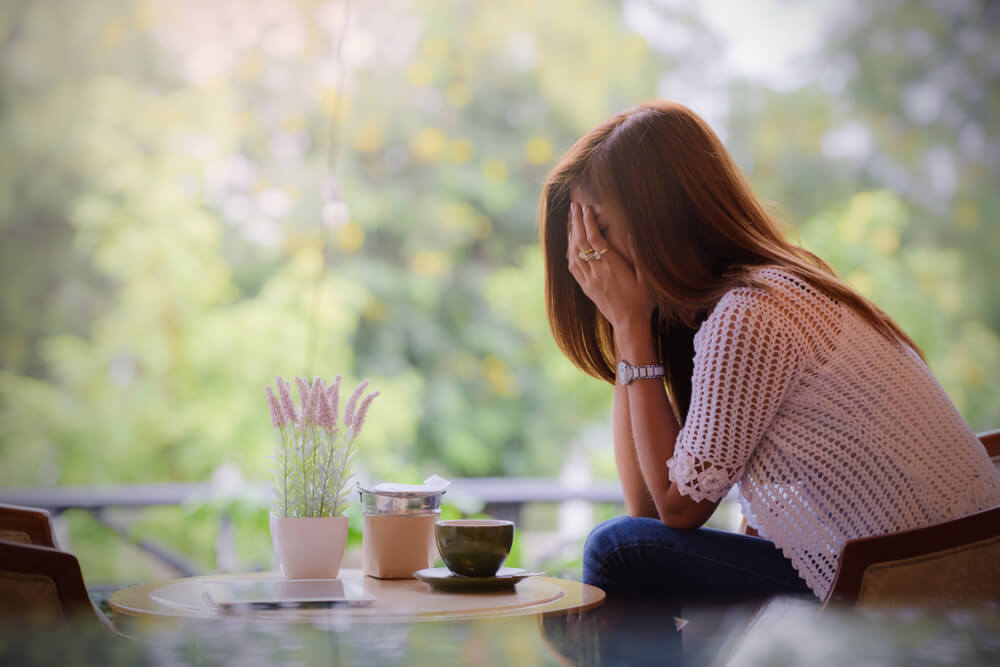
[{"xmin": 270, "ymin": 513, "xmax": 349, "ymax": 579}]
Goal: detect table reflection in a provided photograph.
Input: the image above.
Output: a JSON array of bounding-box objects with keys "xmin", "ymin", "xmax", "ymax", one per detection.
[
  {"xmin": 541, "ymin": 594, "xmax": 766, "ymax": 666},
  {"xmin": 1, "ymin": 597, "xmax": 998, "ymax": 666}
]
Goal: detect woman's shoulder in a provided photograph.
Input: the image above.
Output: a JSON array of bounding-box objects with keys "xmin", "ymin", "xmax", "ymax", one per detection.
[
  {"xmin": 707, "ymin": 265, "xmax": 809, "ymax": 317},
  {"xmin": 719, "ymin": 265, "xmax": 840, "ymax": 315},
  {"xmin": 752, "ymin": 265, "xmax": 838, "ymax": 301},
  {"xmin": 696, "ymin": 265, "xmax": 840, "ymax": 350}
]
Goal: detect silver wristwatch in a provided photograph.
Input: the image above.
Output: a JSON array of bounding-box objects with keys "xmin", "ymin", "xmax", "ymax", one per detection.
[{"xmin": 617, "ymin": 359, "xmax": 666, "ymax": 385}]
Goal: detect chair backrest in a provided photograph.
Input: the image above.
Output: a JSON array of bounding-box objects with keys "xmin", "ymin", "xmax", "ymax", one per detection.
[
  {"xmin": 826, "ymin": 430, "xmax": 1000, "ymax": 606},
  {"xmin": 0, "ymin": 503, "xmax": 58, "ymax": 548},
  {"xmin": 0, "ymin": 540, "xmax": 115, "ymax": 632},
  {"xmin": 826, "ymin": 504, "xmax": 1000, "ymax": 606}
]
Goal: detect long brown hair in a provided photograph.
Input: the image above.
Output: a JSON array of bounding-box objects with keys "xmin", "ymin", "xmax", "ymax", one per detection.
[{"xmin": 539, "ymin": 100, "xmax": 922, "ymax": 421}]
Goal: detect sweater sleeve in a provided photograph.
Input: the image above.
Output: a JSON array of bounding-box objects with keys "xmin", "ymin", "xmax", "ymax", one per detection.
[{"xmin": 667, "ymin": 287, "xmax": 809, "ymax": 503}]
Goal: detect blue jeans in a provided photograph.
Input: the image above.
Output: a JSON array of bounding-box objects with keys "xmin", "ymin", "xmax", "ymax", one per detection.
[{"xmin": 583, "ymin": 516, "xmax": 813, "ymax": 601}]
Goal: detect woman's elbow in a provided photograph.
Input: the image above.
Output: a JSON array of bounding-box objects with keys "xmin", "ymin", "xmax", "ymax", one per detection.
[
  {"xmin": 658, "ymin": 511, "xmax": 705, "ymax": 530},
  {"xmin": 625, "ymin": 498, "xmax": 660, "ymax": 519},
  {"xmin": 655, "ymin": 491, "xmax": 716, "ymax": 530}
]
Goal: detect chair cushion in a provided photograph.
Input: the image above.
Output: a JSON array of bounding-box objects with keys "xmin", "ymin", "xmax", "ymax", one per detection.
[
  {"xmin": 0, "ymin": 571, "xmax": 63, "ymax": 621},
  {"xmin": 858, "ymin": 536, "xmax": 1000, "ymax": 605},
  {"xmin": 0, "ymin": 530, "xmax": 31, "ymax": 544}
]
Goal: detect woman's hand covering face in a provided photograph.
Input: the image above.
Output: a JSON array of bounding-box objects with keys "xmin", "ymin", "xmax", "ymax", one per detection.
[{"xmin": 566, "ymin": 199, "xmax": 656, "ymax": 338}]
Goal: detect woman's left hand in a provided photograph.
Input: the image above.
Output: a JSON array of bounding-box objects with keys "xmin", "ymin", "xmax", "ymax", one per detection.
[{"xmin": 566, "ymin": 202, "xmax": 655, "ymax": 339}]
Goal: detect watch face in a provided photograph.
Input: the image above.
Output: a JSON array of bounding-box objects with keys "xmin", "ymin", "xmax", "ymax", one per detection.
[{"xmin": 617, "ymin": 361, "xmax": 629, "ymax": 385}]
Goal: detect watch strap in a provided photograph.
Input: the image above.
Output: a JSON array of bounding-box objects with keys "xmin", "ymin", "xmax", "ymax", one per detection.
[
  {"xmin": 632, "ymin": 364, "xmax": 665, "ymax": 380},
  {"xmin": 619, "ymin": 360, "xmax": 665, "ymax": 385}
]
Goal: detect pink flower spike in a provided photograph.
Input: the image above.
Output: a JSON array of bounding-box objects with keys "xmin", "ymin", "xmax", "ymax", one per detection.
[
  {"xmin": 317, "ymin": 388, "xmax": 335, "ymax": 430},
  {"xmin": 277, "ymin": 376, "xmax": 298, "ymax": 424},
  {"xmin": 307, "ymin": 377, "xmax": 324, "ymax": 424},
  {"xmin": 344, "ymin": 379, "xmax": 370, "ymax": 427},
  {"xmin": 295, "ymin": 376, "xmax": 311, "ymax": 416},
  {"xmin": 266, "ymin": 386, "xmax": 285, "ymax": 428},
  {"xmin": 327, "ymin": 374, "xmax": 342, "ymax": 428},
  {"xmin": 352, "ymin": 391, "xmax": 380, "ymax": 437}
]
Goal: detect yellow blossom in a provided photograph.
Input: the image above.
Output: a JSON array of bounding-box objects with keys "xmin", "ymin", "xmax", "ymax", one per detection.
[
  {"xmin": 353, "ymin": 123, "xmax": 384, "ymax": 153},
  {"xmin": 320, "ymin": 88, "xmax": 342, "ymax": 117},
  {"xmin": 337, "ymin": 221, "xmax": 364, "ymax": 253},
  {"xmin": 446, "ymin": 81, "xmax": 473, "ymax": 107},
  {"xmin": 100, "ymin": 17, "xmax": 126, "ymax": 49},
  {"xmin": 282, "ymin": 114, "xmax": 305, "ymax": 131},
  {"xmin": 837, "ymin": 204, "xmax": 868, "ymax": 244},
  {"xmin": 294, "ymin": 243, "xmax": 324, "ymax": 275},
  {"xmin": 846, "ymin": 270, "xmax": 874, "ymax": 297},
  {"xmin": 961, "ymin": 362, "xmax": 984, "ymax": 387},
  {"xmin": 524, "ymin": 136, "xmax": 554, "ymax": 165},
  {"xmin": 407, "ymin": 62, "xmax": 433, "ymax": 86},
  {"xmin": 423, "ymin": 37, "xmax": 449, "ymax": 61},
  {"xmin": 412, "ymin": 128, "xmax": 447, "ymax": 162},
  {"xmin": 136, "ymin": 3, "xmax": 157, "ymax": 29},
  {"xmin": 623, "ymin": 34, "xmax": 648, "ymax": 61},
  {"xmin": 481, "ymin": 356, "xmax": 517, "ymax": 397},
  {"xmin": 362, "ymin": 300, "xmax": 387, "ymax": 322},
  {"xmin": 483, "ymin": 159, "xmax": 508, "ymax": 182},
  {"xmin": 932, "ymin": 283, "xmax": 962, "ymax": 315},
  {"xmin": 412, "ymin": 251, "xmax": 451, "ymax": 277},
  {"xmin": 440, "ymin": 202, "xmax": 473, "ymax": 229},
  {"xmin": 870, "ymin": 227, "xmax": 900, "ymax": 255},
  {"xmin": 449, "ymin": 138, "xmax": 475, "ymax": 163}
]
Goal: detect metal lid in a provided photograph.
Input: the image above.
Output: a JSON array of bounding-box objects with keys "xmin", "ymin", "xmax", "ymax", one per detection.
[{"xmin": 356, "ymin": 482, "xmax": 445, "ymax": 515}]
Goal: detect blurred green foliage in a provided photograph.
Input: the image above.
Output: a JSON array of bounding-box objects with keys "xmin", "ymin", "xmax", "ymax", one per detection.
[{"xmin": 1, "ymin": 0, "xmax": 997, "ymax": 581}]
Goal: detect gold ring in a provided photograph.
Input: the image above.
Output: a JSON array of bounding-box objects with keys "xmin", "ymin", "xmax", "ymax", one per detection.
[
  {"xmin": 592, "ymin": 248, "xmax": 608, "ymax": 260},
  {"xmin": 578, "ymin": 248, "xmax": 596, "ymax": 260}
]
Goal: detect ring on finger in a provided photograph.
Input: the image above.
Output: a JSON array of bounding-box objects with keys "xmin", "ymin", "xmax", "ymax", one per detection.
[
  {"xmin": 591, "ymin": 247, "xmax": 608, "ymax": 260},
  {"xmin": 579, "ymin": 248, "xmax": 596, "ymax": 260}
]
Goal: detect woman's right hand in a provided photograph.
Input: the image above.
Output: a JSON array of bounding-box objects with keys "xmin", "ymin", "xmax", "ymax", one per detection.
[{"xmin": 566, "ymin": 202, "xmax": 655, "ymax": 342}]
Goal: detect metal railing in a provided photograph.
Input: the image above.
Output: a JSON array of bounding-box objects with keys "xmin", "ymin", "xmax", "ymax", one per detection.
[{"xmin": 0, "ymin": 477, "xmax": 633, "ymax": 576}]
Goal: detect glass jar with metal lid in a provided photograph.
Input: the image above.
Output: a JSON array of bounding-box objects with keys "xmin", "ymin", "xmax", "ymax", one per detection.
[{"xmin": 356, "ymin": 480, "xmax": 447, "ymax": 579}]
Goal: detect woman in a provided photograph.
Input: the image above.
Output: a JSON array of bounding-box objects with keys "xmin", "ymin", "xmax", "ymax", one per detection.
[{"xmin": 539, "ymin": 100, "xmax": 1000, "ymax": 602}]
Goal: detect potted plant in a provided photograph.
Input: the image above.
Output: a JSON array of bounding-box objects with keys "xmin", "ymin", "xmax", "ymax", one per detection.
[{"xmin": 265, "ymin": 374, "xmax": 379, "ymax": 579}]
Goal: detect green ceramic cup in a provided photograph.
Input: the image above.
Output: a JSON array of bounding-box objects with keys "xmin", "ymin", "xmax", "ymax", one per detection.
[{"xmin": 435, "ymin": 519, "xmax": 515, "ymax": 577}]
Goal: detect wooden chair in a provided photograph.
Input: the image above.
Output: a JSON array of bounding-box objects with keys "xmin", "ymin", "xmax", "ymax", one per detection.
[
  {"xmin": 0, "ymin": 504, "xmax": 120, "ymax": 633},
  {"xmin": 735, "ymin": 430, "xmax": 1000, "ymax": 604},
  {"xmin": 0, "ymin": 540, "xmax": 118, "ymax": 632},
  {"xmin": 826, "ymin": 428, "xmax": 1000, "ymax": 606},
  {"xmin": 826, "ymin": 504, "xmax": 1000, "ymax": 606},
  {"xmin": 0, "ymin": 503, "xmax": 59, "ymax": 548}
]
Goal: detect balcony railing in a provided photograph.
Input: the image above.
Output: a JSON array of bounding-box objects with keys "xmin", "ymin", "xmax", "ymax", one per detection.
[{"xmin": 0, "ymin": 475, "xmax": 741, "ymax": 577}]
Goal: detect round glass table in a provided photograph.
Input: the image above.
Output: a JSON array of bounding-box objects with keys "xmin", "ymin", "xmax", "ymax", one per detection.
[{"xmin": 109, "ymin": 568, "xmax": 605, "ymax": 632}]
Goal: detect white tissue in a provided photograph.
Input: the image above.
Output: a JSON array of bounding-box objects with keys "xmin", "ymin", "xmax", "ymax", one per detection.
[{"xmin": 371, "ymin": 475, "xmax": 451, "ymax": 493}]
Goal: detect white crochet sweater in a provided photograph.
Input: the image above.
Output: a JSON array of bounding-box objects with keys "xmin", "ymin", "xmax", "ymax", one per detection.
[{"xmin": 666, "ymin": 267, "xmax": 1000, "ymax": 600}]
